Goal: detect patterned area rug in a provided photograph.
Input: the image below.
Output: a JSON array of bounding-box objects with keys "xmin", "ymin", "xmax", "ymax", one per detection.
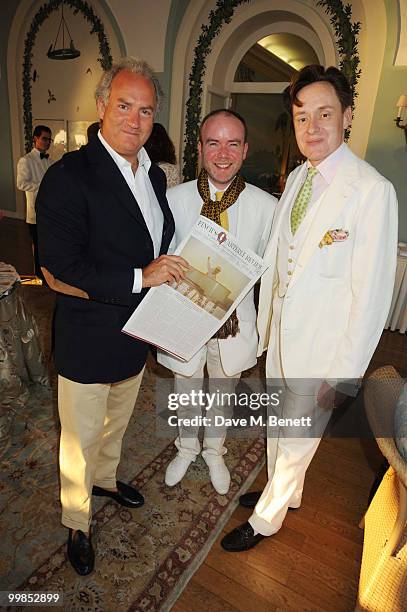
[{"xmin": 0, "ymin": 286, "xmax": 265, "ymax": 611}]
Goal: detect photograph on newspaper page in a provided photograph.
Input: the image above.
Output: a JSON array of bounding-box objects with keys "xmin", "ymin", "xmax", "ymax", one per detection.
[{"xmin": 122, "ymin": 216, "xmax": 268, "ymax": 361}]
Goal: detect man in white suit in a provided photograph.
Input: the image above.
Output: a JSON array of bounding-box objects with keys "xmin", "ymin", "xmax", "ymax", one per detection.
[
  {"xmin": 17, "ymin": 125, "xmax": 53, "ymax": 279},
  {"xmin": 221, "ymin": 65, "xmax": 398, "ymax": 551},
  {"xmin": 159, "ymin": 109, "xmax": 276, "ymax": 494}
]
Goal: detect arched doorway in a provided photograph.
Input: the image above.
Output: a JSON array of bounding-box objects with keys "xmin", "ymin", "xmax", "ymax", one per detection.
[
  {"xmin": 7, "ymin": 0, "xmax": 125, "ymax": 218},
  {"xmin": 210, "ymin": 26, "xmax": 324, "ymax": 193},
  {"xmin": 169, "ymin": 0, "xmax": 386, "ymax": 181},
  {"xmin": 170, "ymin": 0, "xmax": 337, "ymax": 185}
]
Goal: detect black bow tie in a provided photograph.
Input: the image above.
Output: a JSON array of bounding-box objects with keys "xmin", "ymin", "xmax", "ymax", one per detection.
[{"xmin": 40, "ymin": 153, "xmax": 49, "ymax": 160}]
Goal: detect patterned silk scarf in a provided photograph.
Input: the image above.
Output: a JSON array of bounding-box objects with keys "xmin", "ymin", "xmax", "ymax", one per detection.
[{"xmin": 197, "ymin": 168, "xmax": 246, "ymax": 339}]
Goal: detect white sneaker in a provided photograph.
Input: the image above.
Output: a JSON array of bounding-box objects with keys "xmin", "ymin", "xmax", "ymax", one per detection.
[
  {"xmin": 165, "ymin": 454, "xmax": 193, "ymax": 486},
  {"xmin": 203, "ymin": 455, "xmax": 230, "ymax": 495}
]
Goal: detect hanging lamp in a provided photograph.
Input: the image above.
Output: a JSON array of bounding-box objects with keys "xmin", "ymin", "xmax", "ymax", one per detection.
[{"xmin": 47, "ymin": 3, "xmax": 80, "ymax": 60}]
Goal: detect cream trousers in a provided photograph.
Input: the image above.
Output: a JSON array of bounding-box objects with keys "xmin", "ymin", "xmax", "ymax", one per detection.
[
  {"xmin": 173, "ymin": 339, "xmax": 240, "ymax": 460},
  {"xmin": 249, "ymin": 294, "xmax": 332, "ymax": 536},
  {"xmin": 58, "ymin": 370, "xmax": 144, "ymax": 531}
]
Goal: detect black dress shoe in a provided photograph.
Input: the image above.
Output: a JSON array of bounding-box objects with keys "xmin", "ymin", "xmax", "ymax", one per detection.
[
  {"xmin": 221, "ymin": 521, "xmax": 266, "ymax": 552},
  {"xmin": 239, "ymin": 491, "xmax": 261, "ymax": 508},
  {"xmin": 239, "ymin": 491, "xmax": 299, "ymax": 510},
  {"xmin": 67, "ymin": 529, "xmax": 94, "ymax": 575},
  {"xmin": 92, "ymin": 481, "xmax": 144, "ymax": 508}
]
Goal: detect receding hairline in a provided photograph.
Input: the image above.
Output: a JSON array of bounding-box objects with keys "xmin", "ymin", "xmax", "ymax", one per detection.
[
  {"xmin": 110, "ymin": 72, "xmax": 157, "ymax": 102},
  {"xmin": 199, "ymin": 110, "xmax": 248, "ymax": 143},
  {"xmin": 95, "ymin": 57, "xmax": 163, "ymax": 113}
]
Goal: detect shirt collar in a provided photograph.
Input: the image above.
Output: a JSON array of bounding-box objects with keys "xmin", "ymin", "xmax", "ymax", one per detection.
[
  {"xmin": 98, "ymin": 130, "xmax": 151, "ymax": 173},
  {"xmin": 208, "ymin": 178, "xmax": 233, "ymax": 198},
  {"xmin": 307, "ymin": 142, "xmax": 347, "ymax": 185}
]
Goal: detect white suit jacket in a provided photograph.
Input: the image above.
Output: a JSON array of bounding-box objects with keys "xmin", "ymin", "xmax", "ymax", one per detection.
[
  {"xmin": 16, "ymin": 149, "xmax": 52, "ymax": 223},
  {"xmin": 158, "ymin": 179, "xmax": 277, "ymax": 376},
  {"xmin": 257, "ymin": 144, "xmax": 398, "ymax": 381}
]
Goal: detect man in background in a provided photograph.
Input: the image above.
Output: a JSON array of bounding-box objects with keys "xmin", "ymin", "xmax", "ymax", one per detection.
[{"xmin": 16, "ymin": 125, "xmax": 52, "ymax": 279}]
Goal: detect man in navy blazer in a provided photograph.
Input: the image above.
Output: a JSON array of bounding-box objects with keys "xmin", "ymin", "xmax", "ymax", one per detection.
[{"xmin": 36, "ymin": 57, "xmax": 187, "ymax": 576}]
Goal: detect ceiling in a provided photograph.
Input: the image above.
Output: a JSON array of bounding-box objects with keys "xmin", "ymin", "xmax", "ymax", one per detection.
[{"xmin": 258, "ymin": 33, "xmax": 319, "ymax": 71}]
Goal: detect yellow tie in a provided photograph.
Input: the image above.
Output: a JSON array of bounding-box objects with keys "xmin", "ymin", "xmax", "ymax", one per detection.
[{"xmin": 216, "ymin": 191, "xmax": 229, "ymax": 230}]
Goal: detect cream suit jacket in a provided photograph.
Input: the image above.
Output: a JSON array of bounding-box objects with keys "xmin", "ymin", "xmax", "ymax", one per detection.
[
  {"xmin": 257, "ymin": 145, "xmax": 398, "ymax": 382},
  {"xmin": 158, "ymin": 179, "xmax": 276, "ymax": 376}
]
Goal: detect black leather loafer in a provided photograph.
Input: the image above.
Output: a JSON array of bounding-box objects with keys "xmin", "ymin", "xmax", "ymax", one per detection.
[
  {"xmin": 239, "ymin": 491, "xmax": 262, "ymax": 508},
  {"xmin": 221, "ymin": 521, "xmax": 266, "ymax": 552},
  {"xmin": 239, "ymin": 491, "xmax": 300, "ymax": 510},
  {"xmin": 67, "ymin": 529, "xmax": 94, "ymax": 575},
  {"xmin": 92, "ymin": 481, "xmax": 144, "ymax": 508}
]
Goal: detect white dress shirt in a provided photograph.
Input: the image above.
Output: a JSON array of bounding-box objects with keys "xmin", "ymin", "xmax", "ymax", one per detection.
[
  {"xmin": 303, "ymin": 142, "xmax": 348, "ymax": 209},
  {"xmin": 98, "ymin": 131, "xmax": 164, "ymax": 292}
]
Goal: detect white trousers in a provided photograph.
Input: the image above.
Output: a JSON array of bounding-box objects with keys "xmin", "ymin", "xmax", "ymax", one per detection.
[
  {"xmin": 249, "ymin": 389, "xmax": 332, "ymax": 536},
  {"xmin": 58, "ymin": 370, "xmax": 144, "ymax": 531},
  {"xmin": 173, "ymin": 339, "xmax": 240, "ymax": 460},
  {"xmin": 249, "ymin": 295, "xmax": 332, "ymax": 536}
]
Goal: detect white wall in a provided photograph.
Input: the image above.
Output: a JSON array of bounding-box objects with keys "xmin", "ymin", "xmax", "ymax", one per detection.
[
  {"xmin": 8, "ymin": 0, "xmax": 123, "ymax": 218},
  {"xmin": 31, "ymin": 6, "xmax": 109, "ymax": 123},
  {"xmin": 347, "ymin": 0, "xmax": 387, "ymax": 158},
  {"xmin": 105, "ymin": 0, "xmax": 172, "ymax": 71}
]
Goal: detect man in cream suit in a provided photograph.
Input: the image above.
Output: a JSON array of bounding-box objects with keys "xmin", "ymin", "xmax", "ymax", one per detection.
[
  {"xmin": 159, "ymin": 109, "xmax": 276, "ymax": 494},
  {"xmin": 16, "ymin": 125, "xmax": 53, "ymax": 279},
  {"xmin": 222, "ymin": 65, "xmax": 398, "ymax": 551}
]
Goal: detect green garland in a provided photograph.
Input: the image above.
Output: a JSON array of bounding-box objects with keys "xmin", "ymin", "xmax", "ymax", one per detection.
[
  {"xmin": 317, "ymin": 0, "xmax": 361, "ymax": 139},
  {"xmin": 183, "ymin": 0, "xmax": 361, "ymax": 180},
  {"xmin": 23, "ymin": 0, "xmax": 112, "ymax": 153},
  {"xmin": 183, "ymin": 0, "xmax": 251, "ymax": 181}
]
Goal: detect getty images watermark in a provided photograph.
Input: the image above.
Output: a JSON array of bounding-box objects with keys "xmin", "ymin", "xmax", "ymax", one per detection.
[
  {"xmin": 155, "ymin": 376, "xmax": 403, "ymax": 439},
  {"xmin": 166, "ymin": 389, "xmax": 312, "ymax": 429},
  {"xmin": 154, "ymin": 379, "xmax": 326, "ymax": 438}
]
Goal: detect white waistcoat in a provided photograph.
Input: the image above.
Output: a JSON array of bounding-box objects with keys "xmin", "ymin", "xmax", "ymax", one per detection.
[{"xmin": 276, "ymin": 193, "xmax": 323, "ymax": 297}]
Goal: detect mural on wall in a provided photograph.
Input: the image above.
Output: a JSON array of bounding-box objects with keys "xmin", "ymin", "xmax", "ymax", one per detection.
[
  {"xmin": 182, "ymin": 0, "xmax": 361, "ymax": 183},
  {"xmin": 22, "ymin": 0, "xmax": 113, "ymax": 153},
  {"xmin": 67, "ymin": 120, "xmax": 93, "ymax": 150},
  {"xmin": 47, "ymin": 89, "xmax": 56, "ymax": 104}
]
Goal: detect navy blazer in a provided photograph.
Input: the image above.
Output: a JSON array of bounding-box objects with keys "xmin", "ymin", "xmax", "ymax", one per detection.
[{"xmin": 36, "ymin": 136, "xmax": 175, "ymax": 383}]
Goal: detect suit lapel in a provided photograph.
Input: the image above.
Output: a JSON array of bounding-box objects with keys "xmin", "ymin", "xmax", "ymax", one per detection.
[
  {"xmin": 148, "ymin": 163, "xmax": 175, "ymax": 254},
  {"xmin": 263, "ymin": 163, "xmax": 306, "ymax": 264},
  {"xmin": 289, "ymin": 147, "xmax": 360, "ymax": 289},
  {"xmin": 86, "ymin": 138, "xmax": 151, "ymax": 236},
  {"xmin": 85, "ymin": 139, "xmax": 175, "ymax": 254}
]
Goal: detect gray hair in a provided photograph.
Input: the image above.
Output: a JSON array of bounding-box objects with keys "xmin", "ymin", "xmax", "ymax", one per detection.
[{"xmin": 95, "ymin": 57, "xmax": 163, "ymax": 113}]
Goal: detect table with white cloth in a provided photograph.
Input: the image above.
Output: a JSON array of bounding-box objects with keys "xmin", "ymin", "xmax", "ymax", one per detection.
[
  {"xmin": 0, "ymin": 263, "xmax": 49, "ymax": 446},
  {"xmin": 386, "ymin": 251, "xmax": 407, "ymax": 334}
]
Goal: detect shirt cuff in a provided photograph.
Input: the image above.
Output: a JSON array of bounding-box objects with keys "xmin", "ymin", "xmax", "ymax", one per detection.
[{"xmin": 132, "ymin": 268, "xmax": 143, "ymax": 293}]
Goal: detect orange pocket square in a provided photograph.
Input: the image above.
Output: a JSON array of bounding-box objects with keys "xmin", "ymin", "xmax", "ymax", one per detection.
[{"xmin": 319, "ymin": 229, "xmax": 349, "ymax": 248}]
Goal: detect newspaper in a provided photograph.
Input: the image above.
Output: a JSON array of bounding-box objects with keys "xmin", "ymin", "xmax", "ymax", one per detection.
[{"xmin": 122, "ymin": 216, "xmax": 268, "ymax": 361}]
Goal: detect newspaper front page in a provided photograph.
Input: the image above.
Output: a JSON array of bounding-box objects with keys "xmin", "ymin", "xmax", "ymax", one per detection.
[{"xmin": 122, "ymin": 216, "xmax": 268, "ymax": 361}]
